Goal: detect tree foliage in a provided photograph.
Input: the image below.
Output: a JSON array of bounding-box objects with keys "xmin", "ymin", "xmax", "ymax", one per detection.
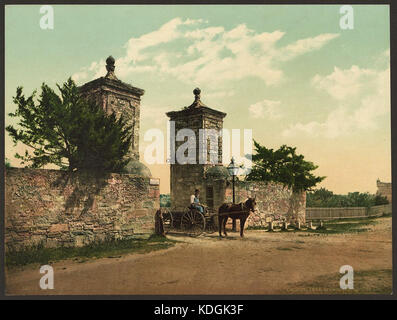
[
  {"xmin": 245, "ymin": 140, "xmax": 325, "ymax": 192},
  {"xmin": 6, "ymin": 78, "xmax": 132, "ymax": 172},
  {"xmin": 5, "ymin": 158, "xmax": 11, "ymax": 169},
  {"xmin": 307, "ymin": 188, "xmax": 389, "ymax": 208}
]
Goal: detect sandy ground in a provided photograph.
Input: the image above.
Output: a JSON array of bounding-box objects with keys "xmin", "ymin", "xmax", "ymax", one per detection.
[{"xmin": 5, "ymin": 217, "xmax": 392, "ymax": 295}]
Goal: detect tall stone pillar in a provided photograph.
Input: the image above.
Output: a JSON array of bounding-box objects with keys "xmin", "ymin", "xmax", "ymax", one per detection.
[
  {"xmin": 79, "ymin": 56, "xmax": 144, "ymax": 162},
  {"xmin": 79, "ymin": 56, "xmax": 150, "ymax": 176},
  {"xmin": 166, "ymin": 88, "xmax": 227, "ymax": 211}
]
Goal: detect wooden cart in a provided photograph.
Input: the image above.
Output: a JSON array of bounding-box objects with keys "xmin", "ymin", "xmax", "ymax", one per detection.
[{"xmin": 161, "ymin": 206, "xmax": 218, "ymax": 236}]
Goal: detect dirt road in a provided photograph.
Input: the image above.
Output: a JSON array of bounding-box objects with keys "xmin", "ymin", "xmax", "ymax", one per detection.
[{"xmin": 6, "ymin": 217, "xmax": 392, "ymax": 295}]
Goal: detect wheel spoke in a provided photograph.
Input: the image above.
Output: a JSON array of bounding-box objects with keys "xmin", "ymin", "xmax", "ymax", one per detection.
[{"xmin": 180, "ymin": 210, "xmax": 205, "ymax": 235}]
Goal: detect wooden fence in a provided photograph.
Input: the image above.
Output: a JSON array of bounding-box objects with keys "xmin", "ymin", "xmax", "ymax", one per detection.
[{"xmin": 306, "ymin": 204, "xmax": 392, "ymax": 220}]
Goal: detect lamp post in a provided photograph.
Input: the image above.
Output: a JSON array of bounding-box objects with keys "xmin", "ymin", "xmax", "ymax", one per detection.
[{"xmin": 227, "ymin": 157, "xmax": 240, "ymax": 232}]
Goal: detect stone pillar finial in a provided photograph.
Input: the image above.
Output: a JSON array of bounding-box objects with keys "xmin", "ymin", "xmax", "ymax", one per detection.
[
  {"xmin": 189, "ymin": 88, "xmax": 205, "ymax": 108},
  {"xmin": 105, "ymin": 55, "xmax": 117, "ymax": 80},
  {"xmin": 193, "ymin": 87, "xmax": 201, "ymax": 101}
]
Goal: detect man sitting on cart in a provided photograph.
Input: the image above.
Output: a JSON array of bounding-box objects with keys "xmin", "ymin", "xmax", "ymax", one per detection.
[{"xmin": 190, "ymin": 189, "xmax": 205, "ymax": 214}]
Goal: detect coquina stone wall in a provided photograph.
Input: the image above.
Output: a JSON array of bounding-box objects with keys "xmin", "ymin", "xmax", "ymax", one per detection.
[
  {"xmin": 169, "ymin": 170, "xmax": 306, "ymax": 226},
  {"xmin": 225, "ymin": 181, "xmax": 306, "ymax": 226},
  {"xmin": 5, "ymin": 168, "xmax": 160, "ymax": 252}
]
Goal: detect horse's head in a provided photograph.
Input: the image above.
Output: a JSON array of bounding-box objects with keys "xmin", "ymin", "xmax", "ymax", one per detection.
[{"xmin": 245, "ymin": 196, "xmax": 257, "ymax": 213}]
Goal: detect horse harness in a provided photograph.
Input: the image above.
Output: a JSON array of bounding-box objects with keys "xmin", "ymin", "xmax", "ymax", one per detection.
[{"xmin": 218, "ymin": 201, "xmax": 252, "ymax": 216}]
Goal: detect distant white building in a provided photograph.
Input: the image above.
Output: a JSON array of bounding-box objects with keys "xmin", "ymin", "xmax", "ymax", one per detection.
[{"xmin": 376, "ymin": 179, "xmax": 392, "ymax": 203}]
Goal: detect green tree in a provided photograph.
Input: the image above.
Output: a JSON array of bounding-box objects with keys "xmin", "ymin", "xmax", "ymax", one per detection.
[
  {"xmin": 246, "ymin": 140, "xmax": 325, "ymax": 192},
  {"xmin": 345, "ymin": 192, "xmax": 374, "ymax": 207},
  {"xmin": 6, "ymin": 78, "xmax": 132, "ymax": 172},
  {"xmin": 306, "ymin": 187, "xmax": 334, "ymax": 207},
  {"xmin": 5, "ymin": 158, "xmax": 11, "ymax": 169},
  {"xmin": 374, "ymin": 194, "xmax": 389, "ymax": 205},
  {"xmin": 307, "ymin": 188, "xmax": 389, "ymax": 208}
]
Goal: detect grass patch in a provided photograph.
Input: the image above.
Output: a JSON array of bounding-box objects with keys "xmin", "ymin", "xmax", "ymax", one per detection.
[
  {"xmin": 326, "ymin": 216, "xmax": 377, "ymax": 223},
  {"xmin": 249, "ymin": 215, "xmax": 388, "ymax": 235},
  {"xmin": 6, "ymin": 234, "xmax": 178, "ymax": 269},
  {"xmin": 290, "ymin": 269, "xmax": 392, "ymax": 295},
  {"xmin": 379, "ymin": 212, "xmax": 392, "ymax": 218},
  {"xmin": 306, "ymin": 219, "xmax": 377, "ymax": 235},
  {"xmin": 290, "ymin": 216, "xmax": 384, "ymax": 235}
]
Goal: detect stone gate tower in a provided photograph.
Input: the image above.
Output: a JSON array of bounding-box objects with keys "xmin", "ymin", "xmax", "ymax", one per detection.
[
  {"xmin": 166, "ymin": 88, "xmax": 227, "ymax": 211},
  {"xmin": 79, "ymin": 56, "xmax": 150, "ymax": 176}
]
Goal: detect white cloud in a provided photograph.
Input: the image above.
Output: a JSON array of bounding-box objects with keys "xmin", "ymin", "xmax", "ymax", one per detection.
[
  {"xmin": 71, "ymin": 70, "xmax": 88, "ymax": 82},
  {"xmin": 72, "ymin": 59, "xmax": 106, "ymax": 82},
  {"xmin": 205, "ymin": 90, "xmax": 234, "ymax": 99},
  {"xmin": 283, "ymin": 106, "xmax": 353, "ymax": 139},
  {"xmin": 311, "ymin": 65, "xmax": 378, "ymax": 100},
  {"xmin": 123, "ymin": 18, "xmax": 204, "ymax": 63},
  {"xmin": 279, "ymin": 33, "xmax": 340, "ymax": 61},
  {"xmin": 283, "ymin": 62, "xmax": 390, "ymax": 138},
  {"xmin": 249, "ymin": 99, "xmax": 282, "ymax": 120},
  {"xmin": 72, "ymin": 18, "xmax": 339, "ymax": 87},
  {"xmin": 185, "ymin": 26, "xmax": 224, "ymax": 39}
]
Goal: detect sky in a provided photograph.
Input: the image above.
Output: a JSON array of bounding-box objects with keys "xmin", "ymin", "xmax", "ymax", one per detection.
[{"xmin": 5, "ymin": 5, "xmax": 391, "ymax": 194}]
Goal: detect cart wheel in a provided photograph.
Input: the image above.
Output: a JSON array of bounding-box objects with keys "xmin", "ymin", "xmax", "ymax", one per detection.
[
  {"xmin": 180, "ymin": 209, "xmax": 206, "ymax": 236},
  {"xmin": 162, "ymin": 210, "xmax": 173, "ymax": 233},
  {"xmin": 205, "ymin": 214, "xmax": 218, "ymax": 234}
]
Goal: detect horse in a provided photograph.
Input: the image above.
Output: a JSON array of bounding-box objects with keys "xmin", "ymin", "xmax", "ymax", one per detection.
[{"xmin": 218, "ymin": 197, "xmax": 257, "ymax": 238}]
